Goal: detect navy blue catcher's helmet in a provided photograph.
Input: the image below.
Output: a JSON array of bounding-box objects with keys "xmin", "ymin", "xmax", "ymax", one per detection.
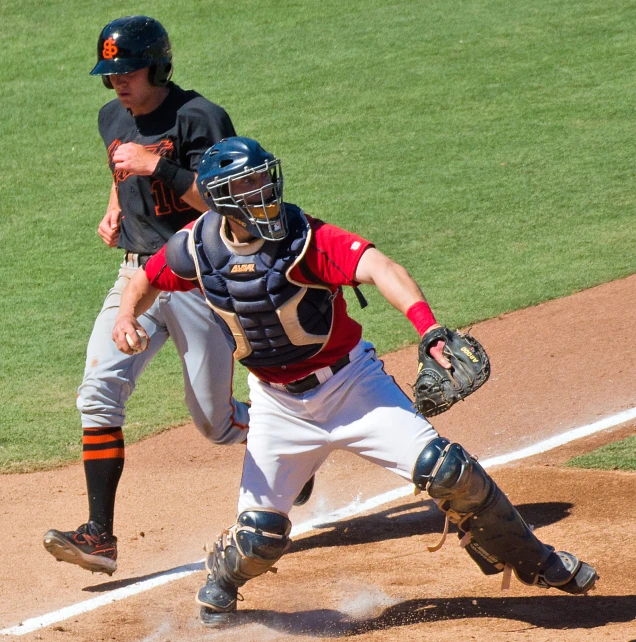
[
  {"xmin": 197, "ymin": 137, "xmax": 287, "ymax": 241},
  {"xmin": 90, "ymin": 16, "xmax": 172, "ymax": 89}
]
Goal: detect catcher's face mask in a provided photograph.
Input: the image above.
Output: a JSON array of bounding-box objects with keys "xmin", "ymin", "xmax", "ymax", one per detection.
[{"xmin": 209, "ymin": 160, "xmax": 286, "ymax": 241}]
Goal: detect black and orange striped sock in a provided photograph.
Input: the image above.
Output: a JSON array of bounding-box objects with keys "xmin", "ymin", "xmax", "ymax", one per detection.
[{"xmin": 82, "ymin": 426, "xmax": 125, "ymax": 535}]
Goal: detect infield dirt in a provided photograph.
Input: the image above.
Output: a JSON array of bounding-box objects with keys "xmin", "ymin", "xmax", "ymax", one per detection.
[{"xmin": 1, "ymin": 275, "xmax": 635, "ymax": 641}]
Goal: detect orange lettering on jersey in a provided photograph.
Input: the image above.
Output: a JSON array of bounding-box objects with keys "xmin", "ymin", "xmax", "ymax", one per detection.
[
  {"xmin": 108, "ymin": 139, "xmax": 175, "ymax": 184},
  {"xmin": 107, "ymin": 138, "xmax": 190, "ymax": 217},
  {"xmin": 146, "ymin": 140, "xmax": 175, "ymax": 158},
  {"xmin": 102, "ymin": 38, "xmax": 118, "ymax": 60},
  {"xmin": 230, "ymin": 264, "xmax": 256, "ymax": 274}
]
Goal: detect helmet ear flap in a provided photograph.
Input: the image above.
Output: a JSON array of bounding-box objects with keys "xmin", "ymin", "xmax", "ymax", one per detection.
[
  {"xmin": 102, "ymin": 75, "xmax": 114, "ymax": 90},
  {"xmin": 149, "ymin": 62, "xmax": 172, "ymax": 87}
]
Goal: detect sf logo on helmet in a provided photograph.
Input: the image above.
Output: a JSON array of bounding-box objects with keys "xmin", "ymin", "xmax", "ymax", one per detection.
[{"xmin": 102, "ymin": 37, "xmax": 118, "ymax": 59}]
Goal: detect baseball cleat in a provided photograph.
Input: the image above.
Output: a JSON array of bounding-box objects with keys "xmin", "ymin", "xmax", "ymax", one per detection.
[
  {"xmin": 196, "ymin": 576, "xmax": 240, "ymax": 628},
  {"xmin": 535, "ymin": 551, "xmax": 598, "ymax": 594},
  {"xmin": 293, "ymin": 474, "xmax": 315, "ymax": 507},
  {"xmin": 199, "ymin": 606, "xmax": 238, "ymax": 628},
  {"xmin": 43, "ymin": 521, "xmax": 117, "ymax": 575}
]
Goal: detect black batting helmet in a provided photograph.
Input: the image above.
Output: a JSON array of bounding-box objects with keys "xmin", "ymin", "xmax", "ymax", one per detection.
[{"xmin": 90, "ymin": 16, "xmax": 172, "ymax": 89}]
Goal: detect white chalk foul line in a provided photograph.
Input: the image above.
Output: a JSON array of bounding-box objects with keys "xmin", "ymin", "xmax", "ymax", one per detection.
[{"xmin": 2, "ymin": 406, "xmax": 635, "ymax": 636}]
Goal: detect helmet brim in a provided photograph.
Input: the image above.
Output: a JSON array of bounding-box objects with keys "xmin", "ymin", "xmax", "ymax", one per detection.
[{"xmin": 90, "ymin": 58, "xmax": 150, "ymax": 76}]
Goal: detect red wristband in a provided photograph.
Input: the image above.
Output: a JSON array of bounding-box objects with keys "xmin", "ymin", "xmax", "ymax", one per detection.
[{"xmin": 406, "ymin": 301, "xmax": 437, "ymax": 336}]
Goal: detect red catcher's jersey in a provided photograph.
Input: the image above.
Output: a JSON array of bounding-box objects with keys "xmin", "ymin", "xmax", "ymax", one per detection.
[{"xmin": 145, "ymin": 213, "xmax": 374, "ymax": 383}]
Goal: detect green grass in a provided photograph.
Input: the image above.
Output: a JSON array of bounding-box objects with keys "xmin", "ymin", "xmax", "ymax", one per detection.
[
  {"xmin": 1, "ymin": 0, "xmax": 635, "ymax": 471},
  {"xmin": 566, "ymin": 436, "xmax": 636, "ymax": 471}
]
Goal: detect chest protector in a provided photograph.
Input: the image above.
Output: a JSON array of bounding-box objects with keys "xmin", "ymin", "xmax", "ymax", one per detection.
[{"xmin": 190, "ymin": 205, "xmax": 334, "ymax": 367}]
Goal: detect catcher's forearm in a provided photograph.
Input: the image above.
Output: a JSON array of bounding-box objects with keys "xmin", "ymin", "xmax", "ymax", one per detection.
[
  {"xmin": 355, "ymin": 248, "xmax": 426, "ymax": 314},
  {"xmin": 358, "ymin": 252, "xmax": 438, "ymax": 334},
  {"xmin": 356, "ymin": 248, "xmax": 439, "ymax": 336},
  {"xmin": 120, "ymin": 267, "xmax": 161, "ymax": 319}
]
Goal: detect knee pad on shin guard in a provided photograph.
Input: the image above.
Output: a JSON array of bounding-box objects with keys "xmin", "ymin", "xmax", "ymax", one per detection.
[
  {"xmin": 413, "ymin": 439, "xmax": 553, "ymax": 582},
  {"xmin": 413, "ymin": 438, "xmax": 491, "ymax": 512},
  {"xmin": 207, "ymin": 510, "xmax": 292, "ymax": 589}
]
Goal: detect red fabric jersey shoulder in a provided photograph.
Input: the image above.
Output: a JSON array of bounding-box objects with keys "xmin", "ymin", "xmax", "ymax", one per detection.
[
  {"xmin": 292, "ymin": 214, "xmax": 374, "ymax": 286},
  {"xmin": 144, "ymin": 220, "xmax": 198, "ymax": 292}
]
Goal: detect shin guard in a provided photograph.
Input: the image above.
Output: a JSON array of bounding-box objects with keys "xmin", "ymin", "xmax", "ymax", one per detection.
[
  {"xmin": 206, "ymin": 510, "xmax": 292, "ymax": 590},
  {"xmin": 413, "ymin": 438, "xmax": 553, "ymax": 584}
]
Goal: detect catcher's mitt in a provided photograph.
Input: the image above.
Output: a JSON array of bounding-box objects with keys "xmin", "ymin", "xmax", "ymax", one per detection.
[{"xmin": 414, "ymin": 326, "xmax": 490, "ymax": 417}]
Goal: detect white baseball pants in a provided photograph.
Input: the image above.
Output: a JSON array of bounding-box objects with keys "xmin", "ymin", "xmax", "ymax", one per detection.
[{"xmin": 238, "ymin": 340, "xmax": 439, "ymax": 514}]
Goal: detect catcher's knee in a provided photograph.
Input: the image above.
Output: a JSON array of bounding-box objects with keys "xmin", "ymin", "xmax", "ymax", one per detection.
[
  {"xmin": 192, "ymin": 417, "xmax": 247, "ymax": 446},
  {"xmin": 207, "ymin": 510, "xmax": 292, "ymax": 587},
  {"xmin": 235, "ymin": 510, "xmax": 291, "ymax": 562},
  {"xmin": 412, "ymin": 437, "xmax": 489, "ymax": 510},
  {"xmin": 412, "ymin": 437, "xmax": 450, "ymax": 490}
]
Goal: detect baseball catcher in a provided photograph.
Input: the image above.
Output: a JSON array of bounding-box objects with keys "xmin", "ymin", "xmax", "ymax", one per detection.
[
  {"xmin": 111, "ymin": 137, "xmax": 597, "ymax": 628},
  {"xmin": 414, "ymin": 326, "xmax": 490, "ymax": 417}
]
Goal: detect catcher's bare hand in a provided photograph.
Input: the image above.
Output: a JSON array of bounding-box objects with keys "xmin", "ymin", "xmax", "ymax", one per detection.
[
  {"xmin": 112, "ymin": 314, "xmax": 149, "ymax": 354},
  {"xmin": 112, "ymin": 142, "xmax": 160, "ymax": 176},
  {"xmin": 424, "ymin": 324, "xmax": 451, "ymax": 369}
]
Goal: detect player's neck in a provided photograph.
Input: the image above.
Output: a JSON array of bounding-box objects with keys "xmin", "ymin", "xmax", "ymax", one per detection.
[
  {"xmin": 128, "ymin": 86, "xmax": 170, "ymax": 117},
  {"xmin": 227, "ymin": 219, "xmax": 257, "ymax": 244}
]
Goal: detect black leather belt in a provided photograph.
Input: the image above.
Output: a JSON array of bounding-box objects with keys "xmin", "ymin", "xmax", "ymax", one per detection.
[{"xmin": 278, "ymin": 354, "xmax": 351, "ymax": 394}]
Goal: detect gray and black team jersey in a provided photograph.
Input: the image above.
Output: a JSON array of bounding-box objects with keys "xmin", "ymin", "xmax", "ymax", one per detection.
[{"xmin": 98, "ymin": 82, "xmax": 236, "ymax": 255}]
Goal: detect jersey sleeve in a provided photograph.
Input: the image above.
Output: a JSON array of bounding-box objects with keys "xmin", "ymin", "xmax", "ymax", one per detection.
[
  {"xmin": 144, "ymin": 221, "xmax": 199, "ymax": 292},
  {"xmin": 96, "ymin": 103, "xmax": 110, "ymax": 146},
  {"xmin": 294, "ymin": 215, "xmax": 374, "ymax": 287},
  {"xmin": 180, "ymin": 101, "xmax": 237, "ymax": 172}
]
